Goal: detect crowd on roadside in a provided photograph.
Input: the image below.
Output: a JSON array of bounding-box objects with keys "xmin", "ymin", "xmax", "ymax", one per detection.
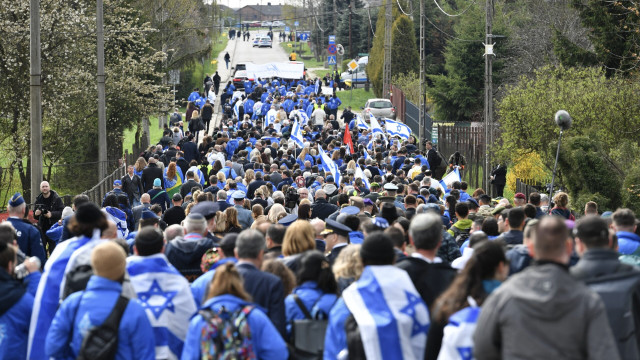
[{"xmin": 1, "ymin": 75, "xmax": 640, "ymax": 360}]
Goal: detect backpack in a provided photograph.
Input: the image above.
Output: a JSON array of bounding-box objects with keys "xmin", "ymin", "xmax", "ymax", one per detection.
[
  {"xmin": 451, "ymin": 226, "xmax": 471, "ymax": 248},
  {"xmin": 290, "ymin": 294, "xmax": 331, "ymax": 360},
  {"xmin": 437, "ymin": 296, "xmax": 480, "ymax": 360},
  {"xmin": 76, "ymin": 295, "xmax": 129, "ymax": 360},
  {"xmin": 62, "ymin": 264, "xmax": 94, "ymax": 300},
  {"xmin": 199, "ymin": 305, "xmax": 256, "ymax": 359},
  {"xmin": 586, "ymin": 267, "xmax": 640, "ymax": 359}
]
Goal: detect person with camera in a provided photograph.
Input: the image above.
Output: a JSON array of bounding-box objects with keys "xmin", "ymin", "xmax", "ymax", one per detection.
[
  {"xmin": 0, "ymin": 227, "xmax": 41, "ymax": 360},
  {"xmin": 33, "ymin": 181, "xmax": 64, "ymax": 254}
]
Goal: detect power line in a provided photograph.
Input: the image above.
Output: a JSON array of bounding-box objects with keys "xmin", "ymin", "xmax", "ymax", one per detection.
[
  {"xmin": 421, "ymin": 14, "xmax": 482, "ymax": 42},
  {"xmin": 367, "ymin": 8, "xmax": 377, "ymax": 38},
  {"xmin": 396, "ymin": 0, "xmax": 415, "ymax": 16},
  {"xmin": 433, "ymin": 0, "xmax": 477, "ymax": 17}
]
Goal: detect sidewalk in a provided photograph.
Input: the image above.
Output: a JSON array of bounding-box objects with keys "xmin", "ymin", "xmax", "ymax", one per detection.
[{"xmin": 207, "ymin": 35, "xmax": 239, "ymax": 137}]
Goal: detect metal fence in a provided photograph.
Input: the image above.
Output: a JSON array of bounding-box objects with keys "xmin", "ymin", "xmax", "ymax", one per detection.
[
  {"xmin": 515, "ymin": 178, "xmax": 550, "ymax": 199},
  {"xmin": 436, "ymin": 124, "xmax": 487, "ymax": 193},
  {"xmin": 390, "ymin": 85, "xmax": 432, "ymax": 144},
  {"xmin": 81, "ymin": 163, "xmax": 127, "ymax": 205}
]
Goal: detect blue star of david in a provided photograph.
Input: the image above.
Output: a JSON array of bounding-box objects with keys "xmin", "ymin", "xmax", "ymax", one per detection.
[
  {"xmin": 397, "ymin": 124, "xmax": 403, "ymax": 133},
  {"xmin": 399, "ymin": 290, "xmax": 429, "ymax": 337},
  {"xmin": 137, "ymin": 279, "xmax": 178, "ymax": 320},
  {"xmin": 457, "ymin": 346, "xmax": 473, "ymax": 360}
]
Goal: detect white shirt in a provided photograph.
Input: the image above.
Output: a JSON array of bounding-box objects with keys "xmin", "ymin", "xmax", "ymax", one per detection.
[
  {"xmin": 207, "ymin": 91, "xmax": 216, "ymax": 104},
  {"xmin": 411, "ymin": 252, "xmax": 443, "ymax": 264},
  {"xmin": 311, "ymin": 108, "xmax": 326, "ymax": 126}
]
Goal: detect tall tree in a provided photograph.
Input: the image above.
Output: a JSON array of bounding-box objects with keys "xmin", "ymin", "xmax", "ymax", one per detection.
[{"xmin": 391, "ymin": 15, "xmax": 419, "ymax": 76}]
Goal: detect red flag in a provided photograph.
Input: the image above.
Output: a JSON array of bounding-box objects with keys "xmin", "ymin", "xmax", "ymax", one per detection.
[{"xmin": 344, "ymin": 125, "xmax": 354, "ymax": 154}]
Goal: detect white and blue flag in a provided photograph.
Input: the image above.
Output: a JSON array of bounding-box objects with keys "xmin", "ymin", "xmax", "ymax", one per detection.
[
  {"xmin": 314, "ymin": 79, "xmax": 320, "ymax": 94},
  {"xmin": 342, "ymin": 265, "xmax": 429, "ymax": 359},
  {"xmin": 28, "ymin": 230, "xmax": 103, "ymax": 360},
  {"xmin": 369, "ymin": 113, "xmax": 384, "ymax": 135},
  {"xmin": 442, "ymin": 167, "xmax": 462, "ymax": 188},
  {"xmin": 265, "ymin": 108, "xmax": 277, "ymax": 128},
  {"xmin": 355, "ymin": 166, "xmax": 371, "ymax": 190},
  {"xmin": 437, "ymin": 297, "xmax": 480, "ymax": 360},
  {"xmin": 363, "ymin": 150, "xmax": 373, "ymax": 162},
  {"xmin": 127, "ymin": 254, "xmax": 197, "ymax": 360},
  {"xmin": 298, "ymin": 110, "xmax": 310, "ymax": 126},
  {"xmin": 356, "ymin": 114, "xmax": 370, "ymax": 130},
  {"xmin": 290, "ymin": 117, "xmax": 305, "ymax": 149},
  {"xmin": 104, "ymin": 207, "xmax": 129, "ymax": 239},
  {"xmin": 320, "ymin": 150, "xmax": 341, "ymax": 185},
  {"xmin": 233, "ymin": 100, "xmax": 241, "ymax": 119},
  {"xmin": 384, "ymin": 119, "xmax": 411, "ymax": 140}
]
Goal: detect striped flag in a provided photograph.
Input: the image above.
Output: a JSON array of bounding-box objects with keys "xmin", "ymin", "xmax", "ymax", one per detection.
[
  {"xmin": 290, "ymin": 117, "xmax": 305, "ymax": 149},
  {"xmin": 356, "ymin": 114, "xmax": 370, "ymax": 130},
  {"xmin": 355, "ymin": 166, "xmax": 370, "ymax": 190},
  {"xmin": 320, "ymin": 150, "xmax": 341, "ymax": 185}
]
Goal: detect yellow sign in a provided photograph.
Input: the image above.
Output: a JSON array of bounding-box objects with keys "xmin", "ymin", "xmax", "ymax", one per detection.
[
  {"xmin": 348, "ymin": 59, "xmax": 358, "ymax": 71},
  {"xmin": 287, "ymin": 43, "xmax": 293, "ymax": 48},
  {"xmin": 211, "ymin": 60, "xmax": 218, "ymax": 64}
]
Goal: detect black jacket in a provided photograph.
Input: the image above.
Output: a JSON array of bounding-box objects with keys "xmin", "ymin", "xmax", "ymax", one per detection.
[
  {"xmin": 180, "ymin": 180, "xmax": 202, "ymax": 199},
  {"xmin": 491, "ymin": 164, "xmax": 507, "ymax": 185},
  {"xmin": 34, "ymin": 190, "xmax": 64, "ymax": 232},
  {"xmin": 247, "ymin": 179, "xmax": 267, "ymax": 199},
  {"xmin": 162, "ymin": 206, "xmax": 186, "ymax": 226},
  {"xmin": 311, "ymin": 198, "xmax": 339, "ymax": 221},
  {"xmin": 121, "ymin": 174, "xmax": 143, "ymax": 204},
  {"xmin": 165, "ymin": 234, "xmax": 215, "ymax": 282},
  {"xmin": 182, "ymin": 141, "xmax": 200, "ymax": 164},
  {"xmin": 176, "ymin": 158, "xmax": 189, "ymax": 177},
  {"xmin": 395, "ymin": 256, "xmax": 457, "ymax": 310},
  {"xmin": 236, "ymin": 262, "xmax": 286, "ymax": 338},
  {"xmin": 141, "ymin": 163, "xmax": 163, "ymax": 193}
]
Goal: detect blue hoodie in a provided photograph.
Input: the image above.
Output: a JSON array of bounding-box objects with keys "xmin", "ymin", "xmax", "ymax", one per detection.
[
  {"xmin": 45, "ymin": 276, "xmax": 155, "ymax": 360},
  {"xmin": 0, "ymin": 270, "xmax": 40, "ymax": 360},
  {"xmin": 284, "ymin": 281, "xmax": 338, "ymax": 338},
  {"xmin": 617, "ymin": 231, "xmax": 640, "ymax": 255},
  {"xmin": 181, "ymin": 294, "xmax": 288, "ymax": 360}
]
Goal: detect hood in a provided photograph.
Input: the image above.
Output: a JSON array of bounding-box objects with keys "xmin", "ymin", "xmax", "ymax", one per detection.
[
  {"xmin": 170, "ymin": 236, "xmax": 213, "ymax": 262},
  {"xmin": 0, "ymin": 268, "xmax": 26, "ymax": 317},
  {"xmin": 452, "ymin": 218, "xmax": 473, "ymax": 230},
  {"xmin": 506, "ymin": 263, "xmax": 580, "ymax": 320}
]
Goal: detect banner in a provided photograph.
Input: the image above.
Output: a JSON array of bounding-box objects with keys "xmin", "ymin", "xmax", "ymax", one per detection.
[{"xmin": 246, "ymin": 62, "xmax": 305, "ymax": 79}]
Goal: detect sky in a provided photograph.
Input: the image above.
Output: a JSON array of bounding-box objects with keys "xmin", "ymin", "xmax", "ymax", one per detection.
[{"xmin": 215, "ymin": 0, "xmax": 285, "ymax": 8}]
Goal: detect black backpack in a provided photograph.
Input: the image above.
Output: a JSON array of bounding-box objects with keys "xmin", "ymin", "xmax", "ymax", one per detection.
[
  {"xmin": 586, "ymin": 267, "xmax": 640, "ymax": 359},
  {"xmin": 76, "ymin": 295, "xmax": 129, "ymax": 360},
  {"xmin": 451, "ymin": 227, "xmax": 471, "ymax": 248},
  {"xmin": 62, "ymin": 264, "xmax": 93, "ymax": 300},
  {"xmin": 289, "ymin": 294, "xmax": 332, "ymax": 360}
]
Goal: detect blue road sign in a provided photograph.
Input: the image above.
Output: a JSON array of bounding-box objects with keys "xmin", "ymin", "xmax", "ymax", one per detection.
[
  {"xmin": 329, "ymin": 35, "xmax": 336, "ymax": 44},
  {"xmin": 328, "ymin": 56, "xmax": 337, "ymax": 65},
  {"xmin": 285, "ymin": 26, "xmax": 290, "ymax": 33},
  {"xmin": 299, "ymin": 33, "xmax": 310, "ymax": 41},
  {"xmin": 294, "ymin": 21, "xmax": 299, "ymax": 27},
  {"xmin": 327, "ymin": 44, "xmax": 337, "ymax": 54}
]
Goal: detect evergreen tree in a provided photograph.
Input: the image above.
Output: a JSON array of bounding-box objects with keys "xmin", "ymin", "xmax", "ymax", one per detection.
[{"xmin": 392, "ymin": 15, "xmax": 419, "ymax": 76}]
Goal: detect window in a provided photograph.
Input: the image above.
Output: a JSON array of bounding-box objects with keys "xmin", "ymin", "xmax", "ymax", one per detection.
[{"xmin": 369, "ymin": 101, "xmax": 392, "ymax": 109}]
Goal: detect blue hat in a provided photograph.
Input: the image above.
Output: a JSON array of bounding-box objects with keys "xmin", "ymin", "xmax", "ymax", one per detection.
[
  {"xmin": 141, "ymin": 210, "xmax": 158, "ymax": 220},
  {"xmin": 8, "ymin": 192, "xmax": 24, "ymax": 207},
  {"xmin": 340, "ymin": 206, "xmax": 360, "ymax": 215},
  {"xmin": 191, "ymin": 201, "xmax": 219, "ymax": 219},
  {"xmin": 428, "ymin": 194, "xmax": 439, "ymax": 204},
  {"xmin": 467, "ymin": 198, "xmax": 479, "ymax": 208},
  {"xmin": 113, "ymin": 180, "xmax": 122, "ymax": 186},
  {"xmin": 232, "ymin": 191, "xmax": 247, "ymax": 200},
  {"xmin": 278, "ymin": 214, "xmax": 298, "ymax": 226},
  {"xmin": 601, "ymin": 211, "xmax": 613, "ymax": 219},
  {"xmin": 372, "ymin": 217, "xmax": 390, "ymax": 229},
  {"xmin": 321, "ymin": 219, "xmax": 352, "ymax": 237},
  {"xmin": 326, "ymin": 175, "xmax": 334, "ymax": 183},
  {"xmin": 153, "ymin": 178, "xmax": 161, "ymax": 187}
]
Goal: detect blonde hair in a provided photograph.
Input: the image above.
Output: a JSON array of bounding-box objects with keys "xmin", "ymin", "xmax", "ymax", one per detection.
[
  {"xmin": 245, "ymin": 169, "xmax": 255, "ymax": 185},
  {"xmin": 332, "ymin": 244, "xmax": 363, "ymax": 280},
  {"xmin": 299, "ymin": 198, "xmax": 311, "ymax": 207},
  {"xmin": 206, "ymin": 263, "xmax": 251, "ymax": 301},
  {"xmin": 252, "ymin": 204, "xmax": 264, "ymax": 219},
  {"xmin": 268, "ymin": 204, "xmax": 287, "ymax": 224},
  {"xmin": 134, "ymin": 157, "xmax": 147, "ymax": 172},
  {"xmin": 213, "ymin": 211, "xmax": 227, "ymax": 233},
  {"xmin": 282, "ymin": 220, "xmax": 316, "ymax": 256},
  {"xmin": 347, "ymin": 160, "xmax": 356, "ymax": 171},
  {"xmin": 217, "ymin": 172, "xmax": 226, "ymax": 183},
  {"xmin": 191, "ymin": 110, "xmax": 199, "ymax": 118},
  {"xmin": 553, "ymin": 192, "xmax": 570, "ymax": 208}
]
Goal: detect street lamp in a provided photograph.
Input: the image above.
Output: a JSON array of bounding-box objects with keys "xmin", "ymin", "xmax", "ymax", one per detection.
[{"xmin": 548, "ymin": 110, "xmax": 572, "ymax": 203}]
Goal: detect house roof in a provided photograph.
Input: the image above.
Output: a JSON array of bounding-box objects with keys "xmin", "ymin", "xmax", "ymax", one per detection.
[{"xmin": 237, "ymin": 4, "xmax": 283, "ymax": 17}]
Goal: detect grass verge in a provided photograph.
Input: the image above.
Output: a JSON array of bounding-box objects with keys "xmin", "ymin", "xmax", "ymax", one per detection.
[
  {"xmin": 336, "ymin": 88, "xmax": 376, "ymax": 112},
  {"xmin": 280, "ymin": 41, "xmax": 325, "ymax": 69}
]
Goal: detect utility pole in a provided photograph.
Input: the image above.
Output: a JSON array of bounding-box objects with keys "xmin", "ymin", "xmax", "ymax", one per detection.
[
  {"xmin": 97, "ymin": 0, "xmax": 107, "ymax": 179},
  {"xmin": 349, "ymin": 0, "xmax": 352, "ymax": 59},
  {"xmin": 483, "ymin": 0, "xmax": 494, "ymax": 195},
  {"xmin": 30, "ymin": 0, "xmax": 42, "ymax": 203},
  {"xmin": 333, "ymin": 0, "xmax": 337, "ymax": 36},
  {"xmin": 419, "ymin": 0, "xmax": 425, "ymax": 151},
  {"xmin": 382, "ymin": 0, "xmax": 392, "ymax": 99}
]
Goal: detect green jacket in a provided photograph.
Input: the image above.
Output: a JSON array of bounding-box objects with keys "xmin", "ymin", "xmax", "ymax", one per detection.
[{"xmin": 447, "ymin": 218, "xmax": 473, "ymax": 237}]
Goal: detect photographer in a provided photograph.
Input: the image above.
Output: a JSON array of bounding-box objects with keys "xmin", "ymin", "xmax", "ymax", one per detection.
[
  {"xmin": 284, "ymin": 186, "xmax": 300, "ymax": 214},
  {"xmin": 33, "ymin": 181, "xmax": 64, "ymax": 254}
]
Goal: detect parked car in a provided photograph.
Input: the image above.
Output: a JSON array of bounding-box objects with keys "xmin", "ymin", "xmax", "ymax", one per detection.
[
  {"xmin": 249, "ymin": 21, "xmax": 261, "ymax": 28},
  {"xmin": 271, "ymin": 20, "xmax": 285, "ymax": 27},
  {"xmin": 362, "ymin": 98, "xmax": 396, "ymax": 120},
  {"xmin": 252, "ymin": 35, "xmax": 273, "ymax": 48},
  {"xmin": 340, "ymin": 56, "xmax": 368, "ymax": 88},
  {"xmin": 261, "ymin": 21, "xmax": 273, "ymax": 27}
]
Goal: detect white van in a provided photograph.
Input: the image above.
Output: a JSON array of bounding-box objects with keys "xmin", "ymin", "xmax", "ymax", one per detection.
[{"xmin": 340, "ymin": 56, "xmax": 368, "ymax": 88}]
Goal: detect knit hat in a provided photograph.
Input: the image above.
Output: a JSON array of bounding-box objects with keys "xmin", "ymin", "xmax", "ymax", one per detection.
[
  {"xmin": 75, "ymin": 203, "xmax": 104, "ymax": 224},
  {"xmin": 153, "ymin": 178, "xmax": 162, "ymax": 187},
  {"xmin": 360, "ymin": 232, "xmax": 395, "ymax": 265},
  {"xmin": 91, "ymin": 241, "xmax": 126, "ymax": 281}
]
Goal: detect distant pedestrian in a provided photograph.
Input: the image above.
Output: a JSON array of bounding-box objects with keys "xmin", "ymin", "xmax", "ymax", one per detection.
[{"xmin": 224, "ymin": 52, "xmax": 230, "ymax": 69}]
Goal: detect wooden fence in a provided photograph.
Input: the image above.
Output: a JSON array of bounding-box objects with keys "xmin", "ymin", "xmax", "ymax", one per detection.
[{"xmin": 81, "ymin": 163, "xmax": 127, "ymax": 205}]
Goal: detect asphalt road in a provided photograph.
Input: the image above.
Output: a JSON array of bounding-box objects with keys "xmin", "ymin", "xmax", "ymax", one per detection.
[{"xmin": 229, "ymin": 32, "xmax": 289, "ymax": 66}]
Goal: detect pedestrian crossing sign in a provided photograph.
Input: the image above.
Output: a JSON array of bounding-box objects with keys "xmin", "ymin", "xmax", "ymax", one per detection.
[{"xmin": 328, "ymin": 56, "xmax": 337, "ymax": 65}]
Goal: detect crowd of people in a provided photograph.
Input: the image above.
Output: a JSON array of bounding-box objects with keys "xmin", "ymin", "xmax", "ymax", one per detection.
[{"xmin": 2, "ymin": 74, "xmax": 640, "ymax": 360}]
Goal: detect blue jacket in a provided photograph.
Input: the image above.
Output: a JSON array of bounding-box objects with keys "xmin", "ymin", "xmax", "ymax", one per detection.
[
  {"xmin": 323, "ymin": 297, "xmax": 351, "ymax": 359},
  {"xmin": 285, "ymin": 281, "xmax": 338, "ymax": 338},
  {"xmin": 234, "ymin": 205, "xmax": 254, "ymax": 230},
  {"xmin": 45, "ymin": 276, "xmax": 155, "ymax": 360},
  {"xmin": 0, "ymin": 270, "xmax": 40, "ymax": 360},
  {"xmin": 617, "ymin": 231, "xmax": 640, "ymax": 255},
  {"xmin": 6, "ymin": 217, "xmax": 47, "ymax": 265},
  {"xmin": 181, "ymin": 294, "xmax": 288, "ymax": 360}
]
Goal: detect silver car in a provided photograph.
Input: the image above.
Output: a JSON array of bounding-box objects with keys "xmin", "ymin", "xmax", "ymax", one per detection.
[{"xmin": 362, "ymin": 98, "xmax": 396, "ymax": 120}]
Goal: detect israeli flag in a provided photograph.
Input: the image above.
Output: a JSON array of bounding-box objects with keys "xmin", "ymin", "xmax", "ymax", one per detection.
[
  {"xmin": 188, "ymin": 166, "xmax": 206, "ymax": 185},
  {"xmin": 442, "ymin": 167, "xmax": 462, "ymax": 188},
  {"xmin": 369, "ymin": 113, "xmax": 384, "ymax": 135},
  {"xmin": 290, "ymin": 118, "xmax": 305, "ymax": 149},
  {"xmin": 103, "ymin": 207, "xmax": 129, "ymax": 239},
  {"xmin": 437, "ymin": 297, "xmax": 480, "ymax": 360},
  {"xmin": 265, "ymin": 109, "xmax": 277, "ymax": 128},
  {"xmin": 315, "ymin": 79, "xmax": 320, "ymax": 94},
  {"xmin": 233, "ymin": 100, "xmax": 241, "ymax": 119},
  {"xmin": 355, "ymin": 166, "xmax": 371, "ymax": 190},
  {"xmin": 363, "ymin": 150, "xmax": 372, "ymax": 162},
  {"xmin": 356, "ymin": 114, "xmax": 370, "ymax": 130},
  {"xmin": 298, "ymin": 110, "xmax": 310, "ymax": 126},
  {"xmin": 342, "ymin": 265, "xmax": 429, "ymax": 359},
  {"xmin": 320, "ymin": 150, "xmax": 341, "ymax": 185},
  {"xmin": 128, "ymin": 254, "xmax": 197, "ymax": 360},
  {"xmin": 28, "ymin": 230, "xmax": 102, "ymax": 360},
  {"xmin": 384, "ymin": 119, "xmax": 411, "ymax": 140}
]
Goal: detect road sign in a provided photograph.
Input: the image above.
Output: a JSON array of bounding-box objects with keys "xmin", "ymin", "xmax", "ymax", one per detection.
[
  {"xmin": 285, "ymin": 26, "xmax": 290, "ymax": 33},
  {"xmin": 168, "ymin": 70, "xmax": 180, "ymax": 85},
  {"xmin": 294, "ymin": 21, "xmax": 299, "ymax": 27},
  {"xmin": 299, "ymin": 32, "xmax": 310, "ymax": 41},
  {"xmin": 328, "ymin": 56, "xmax": 337, "ymax": 65},
  {"xmin": 329, "ymin": 35, "xmax": 336, "ymax": 44},
  {"xmin": 327, "ymin": 44, "xmax": 337, "ymax": 54},
  {"xmin": 336, "ymin": 44, "xmax": 345, "ymax": 56},
  {"xmin": 347, "ymin": 59, "xmax": 358, "ymax": 71}
]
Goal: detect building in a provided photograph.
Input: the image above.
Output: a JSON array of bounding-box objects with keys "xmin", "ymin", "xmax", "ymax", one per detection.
[{"xmin": 236, "ymin": 3, "xmax": 283, "ymax": 22}]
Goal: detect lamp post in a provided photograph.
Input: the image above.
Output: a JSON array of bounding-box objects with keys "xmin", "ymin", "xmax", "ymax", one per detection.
[{"xmin": 548, "ymin": 110, "xmax": 572, "ymax": 203}]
